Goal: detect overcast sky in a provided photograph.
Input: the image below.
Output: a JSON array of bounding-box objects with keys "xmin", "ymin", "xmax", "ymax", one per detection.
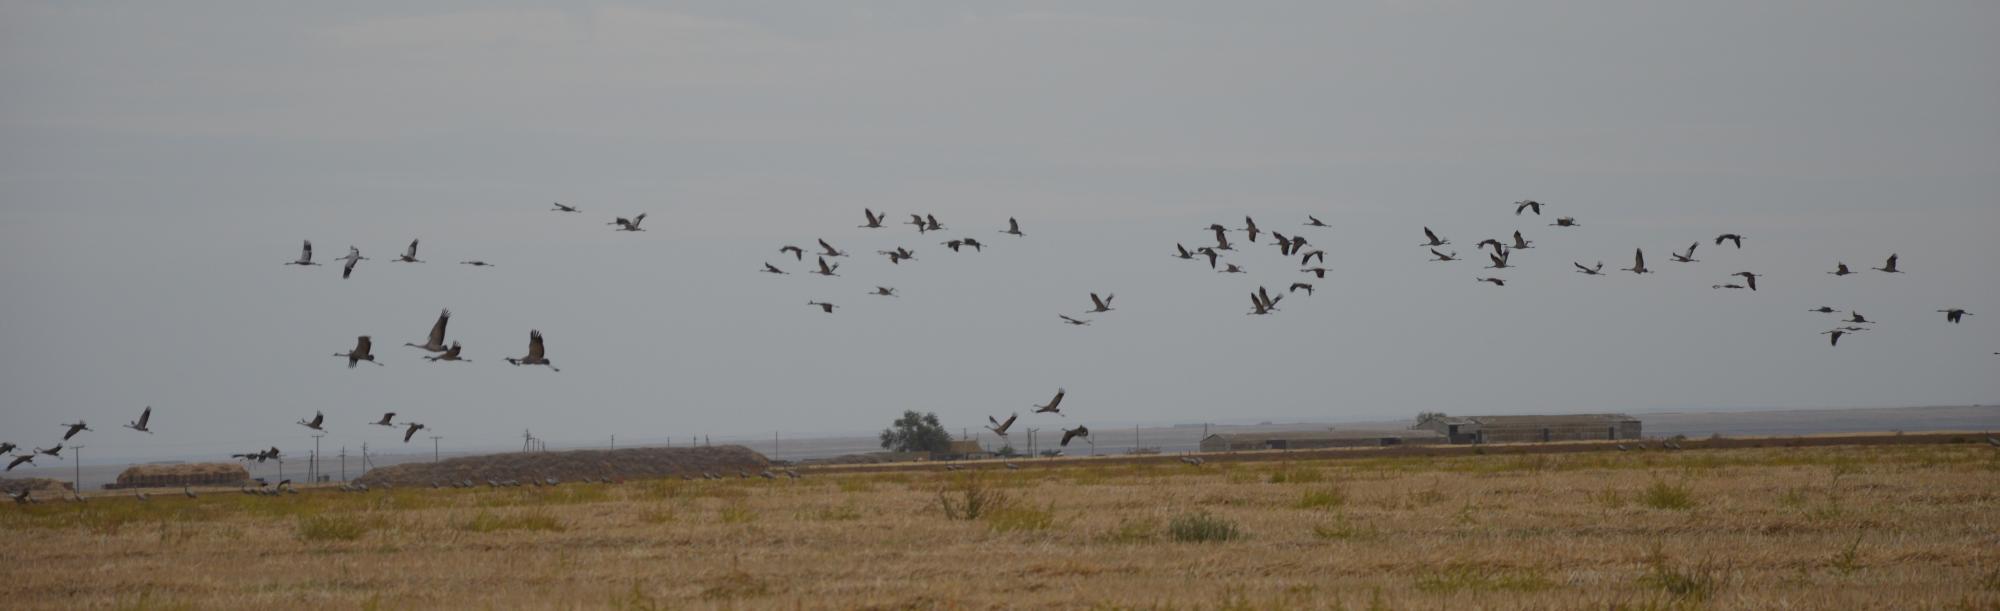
[{"xmin": 2, "ymin": 2, "xmax": 1996, "ymax": 463}]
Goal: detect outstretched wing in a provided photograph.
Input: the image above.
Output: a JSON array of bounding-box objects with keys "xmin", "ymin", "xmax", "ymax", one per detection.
[
  {"xmin": 406, "ymin": 239, "xmax": 419, "ymax": 258},
  {"xmin": 429, "ymin": 309, "xmax": 451, "ymax": 346},
  {"xmin": 527, "ymin": 330, "xmax": 546, "ymax": 360},
  {"xmin": 356, "ymin": 336, "xmax": 373, "ymax": 355},
  {"xmin": 301, "ymin": 240, "xmax": 314, "ymax": 261},
  {"xmin": 1090, "ymin": 293, "xmax": 1107, "ymax": 310},
  {"xmin": 1045, "ymin": 388, "xmax": 1065, "ymax": 410},
  {"xmin": 1424, "ymin": 227, "xmax": 1440, "ymax": 243},
  {"xmin": 137, "ymin": 406, "xmax": 151, "ymax": 428},
  {"xmin": 819, "ymin": 238, "xmax": 837, "ymax": 253},
  {"xmin": 1634, "ymin": 249, "xmax": 1646, "ymax": 268}
]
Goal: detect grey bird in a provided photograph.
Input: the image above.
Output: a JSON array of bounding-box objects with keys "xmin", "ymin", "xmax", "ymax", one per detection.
[
  {"xmin": 504, "ymin": 330, "xmax": 560, "ymax": 371},
  {"xmin": 338, "ymin": 246, "xmax": 367, "ymax": 279},
  {"xmin": 372, "ymin": 413, "xmax": 397, "ymax": 427},
  {"xmin": 1872, "ymin": 254, "xmax": 1902, "ymax": 273},
  {"xmin": 405, "ymin": 308, "xmax": 451, "ymax": 352},
  {"xmin": 1430, "ymin": 249, "xmax": 1459, "ymax": 262},
  {"xmin": 1087, "ymin": 293, "xmax": 1114, "ymax": 313},
  {"xmin": 1514, "ymin": 200, "xmax": 1543, "ymax": 215},
  {"xmin": 1730, "ymin": 271, "xmax": 1761, "ymax": 291},
  {"xmin": 761, "ymin": 263, "xmax": 787, "ymax": 275},
  {"xmin": 808, "ymin": 301, "xmax": 838, "ymax": 313},
  {"xmin": 1510, "ymin": 230, "xmax": 1534, "ymax": 250},
  {"xmin": 610, "ymin": 213, "xmax": 648, "ymax": 231},
  {"xmin": 61, "ymin": 421, "xmax": 92, "ymax": 441},
  {"xmin": 335, "ymin": 336, "xmax": 383, "ymax": 367},
  {"xmin": 1032, "ymin": 388, "xmax": 1067, "ymax": 416},
  {"xmin": 551, "ymin": 202, "xmax": 580, "ymax": 213},
  {"xmin": 859, "ymin": 208, "xmax": 886, "ymax": 229},
  {"xmin": 403, "ymin": 422, "xmax": 426, "ymax": 443},
  {"xmin": 1174, "ymin": 243, "xmax": 1196, "ymax": 260},
  {"xmin": 459, "ymin": 260, "xmax": 495, "ymax": 267},
  {"xmin": 285, "ymin": 240, "xmax": 322, "ymax": 266},
  {"xmin": 1574, "ymin": 262, "xmax": 1604, "ymax": 275},
  {"xmin": 1828, "ymin": 262, "xmax": 1854, "ymax": 276},
  {"xmin": 811, "ymin": 257, "xmax": 840, "ymax": 277},
  {"xmin": 124, "ymin": 406, "xmax": 153, "ymax": 434},
  {"xmin": 1001, "ymin": 217, "xmax": 1024, "ymax": 237},
  {"xmin": 1937, "ymin": 308, "xmax": 1972, "ymax": 324},
  {"xmin": 817, "ymin": 239, "xmax": 848, "ymax": 258},
  {"xmin": 1476, "ymin": 277, "xmax": 1506, "ymax": 287},
  {"xmin": 1421, "ymin": 227, "xmax": 1450, "ymax": 246},
  {"xmin": 1304, "ymin": 216, "xmax": 1329, "ymax": 228},
  {"xmin": 426, "ymin": 341, "xmax": 470, "ymax": 363},
  {"xmin": 986, "ymin": 413, "xmax": 1018, "ymax": 438},
  {"xmin": 1058, "ymin": 315, "xmax": 1091, "ymax": 326},
  {"xmin": 298, "ymin": 411, "xmax": 325, "ymax": 431},
  {"xmin": 870, "ymin": 286, "xmax": 898, "ymax": 297},
  {"xmin": 1669, "ymin": 242, "xmax": 1699, "ymax": 263},
  {"xmin": 1715, "ymin": 234, "xmax": 1744, "ymax": 249},
  {"xmin": 780, "ymin": 245, "xmax": 805, "ymax": 261},
  {"xmin": 1301, "ymin": 267, "xmax": 1329, "ymax": 278},
  {"xmin": 1549, "ymin": 217, "xmax": 1578, "ymax": 227},
  {"xmin": 1060, "ymin": 426, "xmax": 1090, "ymax": 447},
  {"xmin": 1620, "ymin": 249, "xmax": 1651, "ymax": 274},
  {"xmin": 1289, "ymin": 282, "xmax": 1314, "ymax": 296},
  {"xmin": 394, "ymin": 239, "xmax": 423, "ymax": 263}
]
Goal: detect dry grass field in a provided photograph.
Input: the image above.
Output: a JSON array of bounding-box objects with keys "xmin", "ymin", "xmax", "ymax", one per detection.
[{"xmin": 3, "ymin": 442, "xmax": 1996, "ymax": 610}]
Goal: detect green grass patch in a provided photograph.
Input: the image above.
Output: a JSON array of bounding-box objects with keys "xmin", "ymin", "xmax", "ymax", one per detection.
[
  {"xmin": 985, "ymin": 502, "xmax": 1057, "ymax": 533},
  {"xmin": 295, "ymin": 514, "xmax": 375, "ymax": 542},
  {"xmin": 718, "ymin": 503, "xmax": 757, "ymax": 524},
  {"xmin": 1295, "ymin": 486, "xmax": 1348, "ymax": 510},
  {"xmin": 1638, "ymin": 480, "xmax": 1696, "ymax": 511},
  {"xmin": 1169, "ymin": 511, "xmax": 1244, "ymax": 543}
]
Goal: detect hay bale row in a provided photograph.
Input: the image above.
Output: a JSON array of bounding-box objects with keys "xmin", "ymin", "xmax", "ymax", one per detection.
[
  {"xmin": 109, "ymin": 463, "xmax": 250, "ymax": 489},
  {"xmin": 0, "ymin": 477, "xmax": 74, "ymax": 494},
  {"xmin": 353, "ymin": 445, "xmax": 770, "ymax": 487}
]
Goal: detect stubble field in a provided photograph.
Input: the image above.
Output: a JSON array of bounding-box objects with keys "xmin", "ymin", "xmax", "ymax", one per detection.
[{"xmin": 2, "ymin": 442, "xmax": 1996, "ymax": 610}]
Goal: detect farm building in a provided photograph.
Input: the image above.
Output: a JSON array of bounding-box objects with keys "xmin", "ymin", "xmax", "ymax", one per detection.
[
  {"xmin": 1199, "ymin": 429, "xmax": 1445, "ymax": 453},
  {"xmin": 1413, "ymin": 413, "xmax": 1641, "ymax": 444},
  {"xmin": 107, "ymin": 463, "xmax": 250, "ymax": 489}
]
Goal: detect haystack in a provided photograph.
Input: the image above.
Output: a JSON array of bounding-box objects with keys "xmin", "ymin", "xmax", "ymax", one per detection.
[
  {"xmin": 111, "ymin": 463, "xmax": 250, "ymax": 489},
  {"xmin": 353, "ymin": 445, "xmax": 769, "ymax": 487}
]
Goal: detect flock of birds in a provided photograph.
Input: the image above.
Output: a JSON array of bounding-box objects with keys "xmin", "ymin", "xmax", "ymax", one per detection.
[{"xmin": 7, "ymin": 198, "xmax": 1991, "ymax": 503}]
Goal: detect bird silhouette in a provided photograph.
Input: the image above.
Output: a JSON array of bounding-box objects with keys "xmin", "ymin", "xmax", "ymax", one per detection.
[
  {"xmin": 394, "ymin": 239, "xmax": 423, "ymax": 263},
  {"xmin": 372, "ymin": 413, "xmax": 397, "ymax": 427},
  {"xmin": 1220, "ymin": 263, "xmax": 1247, "ymax": 274},
  {"xmin": 335, "ymin": 336, "xmax": 383, "ymax": 368},
  {"xmin": 1430, "ymin": 249, "xmax": 1458, "ymax": 262},
  {"xmin": 285, "ymin": 240, "xmax": 321, "ymax": 266},
  {"xmin": 61, "ymin": 421, "xmax": 92, "ymax": 441},
  {"xmin": 1828, "ymin": 263, "xmax": 1853, "ymax": 276},
  {"xmin": 818, "ymin": 239, "xmax": 848, "ymax": 257},
  {"xmin": 551, "ymin": 202, "xmax": 580, "ymax": 213},
  {"xmin": 1001, "ymin": 217, "xmax": 1024, "ymax": 237},
  {"xmin": 403, "ymin": 422, "xmax": 426, "ymax": 443},
  {"xmin": 1088, "ymin": 293, "xmax": 1115, "ymax": 313},
  {"xmin": 1621, "ymin": 249, "xmax": 1652, "ymax": 274},
  {"xmin": 1937, "ymin": 309, "xmax": 1972, "ymax": 324},
  {"xmin": 1421, "ymin": 227, "xmax": 1450, "ymax": 246},
  {"xmin": 869, "ymin": 286, "xmax": 898, "ymax": 297},
  {"xmin": 1549, "ymin": 217, "xmax": 1578, "ymax": 227},
  {"xmin": 610, "ymin": 213, "xmax": 648, "ymax": 231},
  {"xmin": 298, "ymin": 411, "xmax": 325, "ymax": 431},
  {"xmin": 1305, "ymin": 216, "xmax": 1329, "ymax": 228},
  {"xmin": 1289, "ymin": 282, "xmax": 1315, "ymax": 296},
  {"xmin": 1476, "ymin": 277, "xmax": 1507, "ymax": 287},
  {"xmin": 1060, "ymin": 426, "xmax": 1090, "ymax": 447},
  {"xmin": 405, "ymin": 308, "xmax": 451, "ymax": 352},
  {"xmin": 426, "ymin": 342, "xmax": 470, "ymax": 363},
  {"xmin": 761, "ymin": 263, "xmax": 787, "ymax": 275},
  {"xmin": 807, "ymin": 301, "xmax": 838, "ymax": 314},
  {"xmin": 859, "ymin": 208, "xmax": 886, "ymax": 229},
  {"xmin": 1670, "ymin": 242, "xmax": 1699, "ymax": 263},
  {"xmin": 1574, "ymin": 262, "xmax": 1604, "ymax": 275},
  {"xmin": 780, "ymin": 245, "xmax": 805, "ymax": 261},
  {"xmin": 1715, "ymin": 234, "xmax": 1744, "ymax": 249},
  {"xmin": 504, "ymin": 330, "xmax": 560, "ymax": 371},
  {"xmin": 338, "ymin": 246, "xmax": 367, "ymax": 279},
  {"xmin": 1032, "ymin": 388, "xmax": 1066, "ymax": 416},
  {"xmin": 1872, "ymin": 254, "xmax": 1902, "ymax": 273},
  {"xmin": 1058, "ymin": 315, "xmax": 1091, "ymax": 326},
  {"xmin": 124, "ymin": 406, "xmax": 152, "ymax": 434},
  {"xmin": 1730, "ymin": 271, "xmax": 1761, "ymax": 291},
  {"xmin": 1821, "ymin": 329, "xmax": 1859, "ymax": 347},
  {"xmin": 1301, "ymin": 267, "xmax": 1329, "ymax": 278},
  {"xmin": 1510, "ymin": 231, "xmax": 1534, "ymax": 250},
  {"xmin": 811, "ymin": 257, "xmax": 840, "ymax": 277},
  {"xmin": 459, "ymin": 260, "xmax": 495, "ymax": 267},
  {"xmin": 1514, "ymin": 200, "xmax": 1543, "ymax": 215},
  {"xmin": 986, "ymin": 413, "xmax": 1018, "ymax": 437}
]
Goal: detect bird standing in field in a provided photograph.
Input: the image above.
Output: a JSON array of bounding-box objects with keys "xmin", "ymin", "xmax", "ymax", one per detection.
[
  {"xmin": 1621, "ymin": 249, "xmax": 1652, "ymax": 274},
  {"xmin": 1032, "ymin": 388, "xmax": 1066, "ymax": 416},
  {"xmin": 504, "ymin": 330, "xmax": 560, "ymax": 371},
  {"xmin": 285, "ymin": 240, "xmax": 321, "ymax": 266},
  {"xmin": 125, "ymin": 407, "xmax": 152, "ymax": 434},
  {"xmin": 1937, "ymin": 309, "xmax": 1972, "ymax": 324},
  {"xmin": 394, "ymin": 239, "xmax": 423, "ymax": 263},
  {"xmin": 610, "ymin": 213, "xmax": 648, "ymax": 231},
  {"xmin": 335, "ymin": 336, "xmax": 383, "ymax": 368},
  {"xmin": 405, "ymin": 309, "xmax": 451, "ymax": 352},
  {"xmin": 338, "ymin": 246, "xmax": 367, "ymax": 279},
  {"xmin": 1872, "ymin": 254, "xmax": 1903, "ymax": 273},
  {"xmin": 298, "ymin": 411, "xmax": 325, "ymax": 431}
]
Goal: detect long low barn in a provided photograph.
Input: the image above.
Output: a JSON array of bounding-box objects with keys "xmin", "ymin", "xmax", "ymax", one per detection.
[
  {"xmin": 1415, "ymin": 413, "xmax": 1641, "ymax": 444},
  {"xmin": 106, "ymin": 463, "xmax": 250, "ymax": 489},
  {"xmin": 1200, "ymin": 429, "xmax": 1446, "ymax": 453}
]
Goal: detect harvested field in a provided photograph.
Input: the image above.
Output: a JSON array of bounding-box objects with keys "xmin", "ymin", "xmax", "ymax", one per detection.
[
  {"xmin": 2, "ymin": 443, "xmax": 1995, "ymax": 609},
  {"xmin": 352, "ymin": 445, "xmax": 768, "ymax": 487}
]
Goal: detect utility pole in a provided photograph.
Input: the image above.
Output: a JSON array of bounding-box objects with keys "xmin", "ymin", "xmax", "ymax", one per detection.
[
  {"xmin": 610, "ymin": 435, "xmax": 615, "ymax": 451},
  {"xmin": 311, "ymin": 434, "xmax": 324, "ymax": 483},
  {"xmin": 1135, "ymin": 424, "xmax": 1140, "ymax": 454},
  {"xmin": 338, "ymin": 447, "xmax": 347, "ymax": 482},
  {"xmin": 773, "ymin": 431, "xmax": 780, "ymax": 460},
  {"xmin": 430, "ymin": 436, "xmax": 442, "ymax": 462},
  {"xmin": 70, "ymin": 445, "xmax": 85, "ymax": 493},
  {"xmin": 523, "ymin": 429, "xmax": 533, "ymax": 453},
  {"xmin": 1025, "ymin": 428, "xmax": 1038, "ymax": 457},
  {"xmin": 360, "ymin": 443, "xmax": 370, "ymax": 476}
]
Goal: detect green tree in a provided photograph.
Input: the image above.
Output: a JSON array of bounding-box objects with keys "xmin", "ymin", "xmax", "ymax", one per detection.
[{"xmin": 880, "ymin": 411, "xmax": 953, "ymax": 453}]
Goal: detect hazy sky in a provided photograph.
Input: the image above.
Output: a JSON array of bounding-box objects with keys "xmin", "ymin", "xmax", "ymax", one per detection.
[{"xmin": 3, "ymin": 2, "xmax": 1996, "ymax": 462}]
